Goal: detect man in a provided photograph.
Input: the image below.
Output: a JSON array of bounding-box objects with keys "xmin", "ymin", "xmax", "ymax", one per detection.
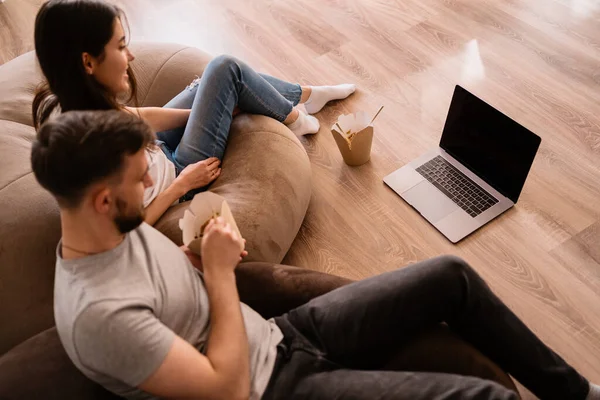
[{"xmin": 31, "ymin": 110, "xmax": 598, "ymax": 400}]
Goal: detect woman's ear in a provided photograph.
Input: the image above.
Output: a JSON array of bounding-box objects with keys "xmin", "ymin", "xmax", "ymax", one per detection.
[{"xmin": 81, "ymin": 52, "xmax": 95, "ymax": 75}]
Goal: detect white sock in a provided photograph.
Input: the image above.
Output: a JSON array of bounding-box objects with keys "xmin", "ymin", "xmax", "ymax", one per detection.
[
  {"xmin": 587, "ymin": 383, "xmax": 600, "ymax": 400},
  {"xmin": 304, "ymin": 84, "xmax": 356, "ymax": 114},
  {"xmin": 286, "ymin": 110, "xmax": 320, "ymax": 136}
]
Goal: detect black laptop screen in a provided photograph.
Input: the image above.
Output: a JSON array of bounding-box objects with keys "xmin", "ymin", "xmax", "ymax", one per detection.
[{"xmin": 439, "ymin": 86, "xmax": 541, "ymax": 203}]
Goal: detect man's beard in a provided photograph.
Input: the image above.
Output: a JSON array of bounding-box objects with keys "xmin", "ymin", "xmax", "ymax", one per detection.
[{"xmin": 114, "ymin": 197, "xmax": 145, "ymax": 234}]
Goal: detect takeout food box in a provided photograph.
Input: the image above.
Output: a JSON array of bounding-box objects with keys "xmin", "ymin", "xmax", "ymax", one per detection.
[
  {"xmin": 331, "ymin": 111, "xmax": 375, "ymax": 166},
  {"xmin": 179, "ymin": 192, "xmax": 243, "ymax": 255}
]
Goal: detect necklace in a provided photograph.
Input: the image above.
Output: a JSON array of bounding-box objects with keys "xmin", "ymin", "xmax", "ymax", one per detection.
[{"xmin": 61, "ymin": 242, "xmax": 102, "ymax": 257}]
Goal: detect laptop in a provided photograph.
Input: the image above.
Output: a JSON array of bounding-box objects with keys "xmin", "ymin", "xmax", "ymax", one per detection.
[{"xmin": 383, "ymin": 85, "xmax": 541, "ymax": 243}]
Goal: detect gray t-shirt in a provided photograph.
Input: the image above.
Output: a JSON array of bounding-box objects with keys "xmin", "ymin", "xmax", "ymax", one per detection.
[{"xmin": 54, "ymin": 223, "xmax": 283, "ymax": 400}]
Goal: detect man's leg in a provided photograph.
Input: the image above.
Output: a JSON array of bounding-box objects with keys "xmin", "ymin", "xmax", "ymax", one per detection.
[
  {"xmin": 281, "ymin": 255, "xmax": 590, "ymax": 400},
  {"xmin": 263, "ymin": 344, "xmax": 517, "ymax": 400},
  {"xmin": 285, "ymin": 370, "xmax": 516, "ymax": 400}
]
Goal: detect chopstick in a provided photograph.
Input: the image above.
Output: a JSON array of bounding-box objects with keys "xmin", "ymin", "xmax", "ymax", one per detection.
[{"xmin": 370, "ymin": 106, "xmax": 384, "ymax": 125}]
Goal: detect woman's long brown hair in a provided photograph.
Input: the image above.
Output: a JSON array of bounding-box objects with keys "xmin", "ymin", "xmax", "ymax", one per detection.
[{"xmin": 32, "ymin": 0, "xmax": 138, "ymax": 129}]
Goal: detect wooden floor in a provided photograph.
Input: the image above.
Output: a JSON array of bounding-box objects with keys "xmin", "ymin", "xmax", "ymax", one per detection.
[{"xmin": 2, "ymin": 0, "xmax": 599, "ymax": 397}]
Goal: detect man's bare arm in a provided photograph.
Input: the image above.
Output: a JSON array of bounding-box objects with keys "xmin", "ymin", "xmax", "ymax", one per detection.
[{"xmin": 139, "ymin": 220, "xmax": 249, "ymax": 400}]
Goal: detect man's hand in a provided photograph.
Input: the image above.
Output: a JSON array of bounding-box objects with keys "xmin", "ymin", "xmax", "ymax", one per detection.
[
  {"xmin": 199, "ymin": 217, "xmax": 247, "ymax": 274},
  {"xmin": 201, "ymin": 217, "xmax": 245, "ymax": 273},
  {"xmin": 181, "ymin": 246, "xmax": 203, "ymax": 272},
  {"xmin": 181, "ymin": 240, "xmax": 247, "ymax": 274}
]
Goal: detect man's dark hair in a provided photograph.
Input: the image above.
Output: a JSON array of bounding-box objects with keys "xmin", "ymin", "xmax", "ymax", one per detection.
[{"xmin": 31, "ymin": 110, "xmax": 154, "ymax": 208}]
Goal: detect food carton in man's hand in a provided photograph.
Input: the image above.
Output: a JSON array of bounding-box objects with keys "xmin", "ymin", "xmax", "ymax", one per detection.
[{"xmin": 179, "ymin": 192, "xmax": 244, "ymax": 256}]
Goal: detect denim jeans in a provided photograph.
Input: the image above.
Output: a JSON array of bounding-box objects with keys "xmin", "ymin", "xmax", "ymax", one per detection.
[
  {"xmin": 156, "ymin": 55, "xmax": 302, "ymax": 173},
  {"xmin": 262, "ymin": 256, "xmax": 590, "ymax": 400}
]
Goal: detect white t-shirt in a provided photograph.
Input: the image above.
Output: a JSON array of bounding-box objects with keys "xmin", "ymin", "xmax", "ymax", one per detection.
[{"xmin": 143, "ymin": 149, "xmax": 177, "ymax": 208}]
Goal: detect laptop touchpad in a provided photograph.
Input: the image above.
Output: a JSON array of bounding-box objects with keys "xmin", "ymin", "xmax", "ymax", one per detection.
[{"xmin": 402, "ymin": 181, "xmax": 458, "ymax": 223}]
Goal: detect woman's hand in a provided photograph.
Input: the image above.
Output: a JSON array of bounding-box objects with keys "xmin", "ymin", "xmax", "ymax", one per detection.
[{"xmin": 174, "ymin": 157, "xmax": 221, "ymax": 193}]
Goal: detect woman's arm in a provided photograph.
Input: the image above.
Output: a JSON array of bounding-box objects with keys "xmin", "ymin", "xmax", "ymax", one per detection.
[
  {"xmin": 144, "ymin": 181, "xmax": 187, "ymax": 226},
  {"xmin": 144, "ymin": 158, "xmax": 222, "ymax": 226},
  {"xmin": 126, "ymin": 106, "xmax": 191, "ymax": 132}
]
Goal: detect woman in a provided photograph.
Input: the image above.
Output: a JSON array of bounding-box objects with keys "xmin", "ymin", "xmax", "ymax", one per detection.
[{"xmin": 33, "ymin": 0, "xmax": 356, "ymax": 225}]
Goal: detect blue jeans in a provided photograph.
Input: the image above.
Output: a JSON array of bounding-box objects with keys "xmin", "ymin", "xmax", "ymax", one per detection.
[
  {"xmin": 263, "ymin": 256, "xmax": 590, "ymax": 400},
  {"xmin": 156, "ymin": 55, "xmax": 302, "ymax": 173}
]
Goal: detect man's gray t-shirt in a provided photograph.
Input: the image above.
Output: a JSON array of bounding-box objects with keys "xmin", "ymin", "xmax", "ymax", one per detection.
[{"xmin": 54, "ymin": 223, "xmax": 283, "ymax": 400}]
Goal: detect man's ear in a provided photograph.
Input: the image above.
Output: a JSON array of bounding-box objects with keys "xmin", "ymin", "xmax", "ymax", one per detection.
[
  {"xmin": 92, "ymin": 186, "xmax": 113, "ymax": 215},
  {"xmin": 81, "ymin": 52, "xmax": 95, "ymax": 75}
]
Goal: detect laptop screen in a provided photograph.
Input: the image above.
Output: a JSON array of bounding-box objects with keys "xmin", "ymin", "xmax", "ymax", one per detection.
[{"xmin": 439, "ymin": 85, "xmax": 541, "ymax": 203}]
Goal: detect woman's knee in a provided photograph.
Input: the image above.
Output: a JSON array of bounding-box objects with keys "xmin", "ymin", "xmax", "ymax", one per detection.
[{"xmin": 207, "ymin": 54, "xmax": 240, "ymax": 77}]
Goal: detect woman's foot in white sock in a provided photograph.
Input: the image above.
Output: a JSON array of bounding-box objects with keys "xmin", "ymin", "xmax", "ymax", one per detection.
[
  {"xmin": 304, "ymin": 84, "xmax": 356, "ymax": 114},
  {"xmin": 286, "ymin": 110, "xmax": 320, "ymax": 136}
]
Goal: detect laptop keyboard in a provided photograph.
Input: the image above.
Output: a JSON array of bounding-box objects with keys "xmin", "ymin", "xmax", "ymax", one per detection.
[{"xmin": 415, "ymin": 156, "xmax": 498, "ymax": 218}]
